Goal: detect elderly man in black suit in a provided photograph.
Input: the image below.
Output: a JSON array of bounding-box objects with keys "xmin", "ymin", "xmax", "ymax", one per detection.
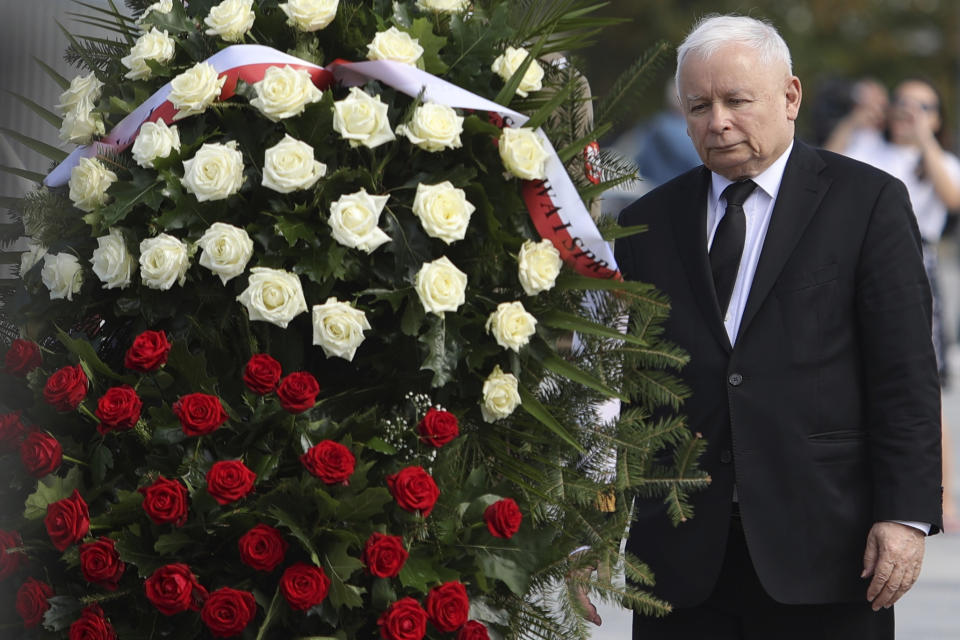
[{"xmin": 605, "ymin": 14, "xmax": 942, "ymax": 640}]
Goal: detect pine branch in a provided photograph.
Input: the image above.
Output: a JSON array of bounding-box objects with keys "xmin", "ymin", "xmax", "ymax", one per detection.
[{"xmin": 595, "ymin": 41, "xmax": 672, "ymax": 129}]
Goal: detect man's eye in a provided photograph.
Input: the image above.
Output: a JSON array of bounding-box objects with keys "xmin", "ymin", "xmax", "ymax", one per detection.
[
  {"xmin": 690, "ymin": 103, "xmax": 708, "ymax": 113},
  {"xmin": 729, "ymin": 98, "xmax": 748, "ymax": 106}
]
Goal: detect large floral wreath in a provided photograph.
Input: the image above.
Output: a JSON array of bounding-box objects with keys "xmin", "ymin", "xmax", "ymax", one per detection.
[{"xmin": 0, "ymin": 1, "xmax": 704, "ymax": 638}]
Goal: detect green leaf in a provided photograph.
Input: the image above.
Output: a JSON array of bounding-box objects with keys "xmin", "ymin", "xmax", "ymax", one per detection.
[
  {"xmin": 34, "ymin": 56, "xmax": 70, "ymax": 90},
  {"xmin": 523, "ymin": 80, "xmax": 577, "ymax": 130},
  {"xmin": 56, "ymin": 328, "xmax": 132, "ymax": 383},
  {"xmin": 98, "ymin": 177, "xmax": 163, "ymax": 228},
  {"xmin": 167, "ymin": 339, "xmax": 219, "ymax": 394},
  {"xmin": 364, "ymin": 436, "xmax": 397, "ymax": 455},
  {"xmin": 553, "ymin": 273, "xmax": 656, "ymax": 295},
  {"xmin": 539, "ymin": 352, "xmax": 628, "ymax": 401},
  {"xmin": 154, "ymin": 531, "xmax": 194, "ymax": 555},
  {"xmin": 24, "ymin": 467, "xmax": 82, "ymax": 520},
  {"xmin": 478, "ymin": 553, "xmax": 529, "ymax": 596},
  {"xmin": 494, "ymin": 35, "xmax": 548, "ymax": 106},
  {"xmin": 89, "ymin": 489, "xmax": 143, "ymax": 529},
  {"xmin": 116, "ymin": 528, "xmax": 165, "ymax": 578},
  {"xmin": 557, "ymin": 122, "xmax": 612, "ymax": 164},
  {"xmin": 323, "ymin": 542, "xmax": 365, "ymax": 609},
  {"xmin": 268, "ymin": 505, "xmax": 321, "ymax": 566},
  {"xmin": 90, "ymin": 444, "xmax": 115, "ymax": 485},
  {"xmin": 401, "ymin": 297, "xmax": 425, "ymax": 336},
  {"xmin": 418, "ymin": 314, "xmax": 461, "ymax": 388},
  {"xmin": 335, "ymin": 487, "xmax": 393, "ymax": 522},
  {"xmin": 371, "ymin": 578, "xmax": 397, "ymax": 610},
  {"xmin": 5, "ymin": 91, "xmax": 62, "ymax": 129},
  {"xmin": 518, "ymin": 385, "xmax": 583, "ymax": 452},
  {"xmin": 538, "ymin": 309, "xmax": 646, "ymax": 346},
  {"xmin": 398, "ymin": 551, "xmax": 441, "ymax": 594},
  {"xmin": 0, "ymin": 165, "xmax": 46, "ymax": 184},
  {"xmin": 407, "ymin": 18, "xmax": 449, "ymax": 75},
  {"xmin": 275, "ymin": 217, "xmax": 316, "ymax": 248}
]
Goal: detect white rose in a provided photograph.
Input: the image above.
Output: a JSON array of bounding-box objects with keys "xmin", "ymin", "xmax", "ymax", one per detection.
[
  {"xmin": 517, "ymin": 239, "xmax": 562, "ymax": 295},
  {"xmin": 499, "ymin": 127, "xmax": 550, "ymax": 180},
  {"xmin": 262, "ymin": 135, "xmax": 326, "ymax": 193},
  {"xmin": 137, "ymin": 0, "xmax": 173, "ymax": 30},
  {"xmin": 41, "ymin": 253, "xmax": 83, "ymax": 301},
  {"xmin": 57, "ymin": 73, "xmax": 103, "ymax": 114},
  {"xmin": 485, "ymin": 301, "xmax": 537, "ymax": 352},
  {"xmin": 182, "ymin": 141, "xmax": 245, "ymax": 202},
  {"xmin": 91, "ymin": 228, "xmax": 136, "ymax": 290},
  {"xmin": 139, "ymin": 233, "xmax": 190, "ymax": 290},
  {"xmin": 332, "ymin": 87, "xmax": 395, "ymax": 149},
  {"xmin": 68, "ymin": 157, "xmax": 117, "ymax": 212},
  {"xmin": 491, "ymin": 46, "xmax": 545, "ymax": 98},
  {"xmin": 312, "ymin": 297, "xmax": 371, "ymax": 361},
  {"xmin": 396, "ymin": 103, "xmax": 463, "ymax": 152},
  {"xmin": 250, "ymin": 65, "xmax": 323, "ymax": 122},
  {"xmin": 132, "ymin": 120, "xmax": 181, "ymax": 169},
  {"xmin": 366, "ymin": 27, "xmax": 424, "ymax": 66},
  {"xmin": 58, "ymin": 102, "xmax": 105, "ymax": 145},
  {"xmin": 169, "ymin": 62, "xmax": 226, "ymax": 119},
  {"xmin": 416, "ymin": 0, "xmax": 469, "ymax": 13},
  {"xmin": 204, "ymin": 0, "xmax": 255, "ymax": 42},
  {"xmin": 197, "ymin": 222, "xmax": 254, "ymax": 284},
  {"xmin": 415, "ymin": 255, "xmax": 467, "ymax": 315},
  {"xmin": 412, "ymin": 181, "xmax": 474, "ymax": 244},
  {"xmin": 279, "ymin": 0, "xmax": 338, "ymax": 32},
  {"xmin": 19, "ymin": 240, "xmax": 47, "ymax": 275},
  {"xmin": 237, "ymin": 267, "xmax": 308, "ymax": 328},
  {"xmin": 328, "ymin": 189, "xmax": 391, "ymax": 253},
  {"xmin": 480, "ymin": 365, "xmax": 521, "ymax": 422},
  {"xmin": 121, "ymin": 28, "xmax": 176, "ymax": 80}
]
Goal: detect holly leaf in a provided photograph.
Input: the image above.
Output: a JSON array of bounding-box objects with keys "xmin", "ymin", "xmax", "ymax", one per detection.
[
  {"xmin": 418, "ymin": 314, "xmax": 461, "ymax": 388},
  {"xmin": 398, "ymin": 551, "xmax": 440, "ymax": 595},
  {"xmin": 24, "ymin": 466, "xmax": 82, "ymax": 520},
  {"xmin": 90, "ymin": 444, "xmax": 115, "ymax": 485},
  {"xmin": 324, "ymin": 542, "xmax": 365, "ymax": 609},
  {"xmin": 154, "ymin": 531, "xmax": 193, "ymax": 556},
  {"xmin": 56, "ymin": 328, "xmax": 133, "ymax": 383},
  {"xmin": 167, "ymin": 339, "xmax": 218, "ymax": 394},
  {"xmin": 116, "ymin": 528, "xmax": 165, "ymax": 578},
  {"xmin": 89, "ymin": 489, "xmax": 143, "ymax": 529},
  {"xmin": 268, "ymin": 505, "xmax": 321, "ymax": 566},
  {"xmin": 42, "ymin": 596, "xmax": 82, "ymax": 632},
  {"xmin": 275, "ymin": 217, "xmax": 317, "ymax": 248},
  {"xmin": 408, "ymin": 18, "xmax": 448, "ymax": 75},
  {"xmin": 335, "ymin": 487, "xmax": 392, "ymax": 522},
  {"xmin": 478, "ymin": 552, "xmax": 529, "ymax": 596}
]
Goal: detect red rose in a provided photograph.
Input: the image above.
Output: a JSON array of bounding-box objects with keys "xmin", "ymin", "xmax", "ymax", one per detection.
[
  {"xmin": 44, "ymin": 490, "xmax": 90, "ymax": 551},
  {"xmin": 95, "ymin": 386, "xmax": 143, "ymax": 434},
  {"xmin": 68, "ymin": 605, "xmax": 116, "ymax": 640},
  {"xmin": 300, "ymin": 440, "xmax": 355, "ymax": 484},
  {"xmin": 457, "ymin": 621, "xmax": 490, "ymax": 640},
  {"xmin": 363, "ymin": 532, "xmax": 408, "ymax": 578},
  {"xmin": 4, "ymin": 339, "xmax": 42, "ymax": 376},
  {"xmin": 124, "ymin": 330, "xmax": 171, "ymax": 372},
  {"xmin": 15, "ymin": 577, "xmax": 53, "ymax": 629},
  {"xmin": 206, "ymin": 460, "xmax": 256, "ymax": 505},
  {"xmin": 201, "ymin": 587, "xmax": 257, "ymax": 638},
  {"xmin": 387, "ymin": 466, "xmax": 440, "ymax": 517},
  {"xmin": 243, "ymin": 354, "xmax": 282, "ymax": 394},
  {"xmin": 79, "ymin": 537, "xmax": 125, "ymax": 591},
  {"xmin": 378, "ymin": 597, "xmax": 428, "ymax": 640},
  {"xmin": 145, "ymin": 563, "xmax": 207, "ymax": 615},
  {"xmin": 238, "ymin": 524, "xmax": 288, "ymax": 572},
  {"xmin": 19, "ymin": 431, "xmax": 62, "ymax": 478},
  {"xmin": 279, "ymin": 563, "xmax": 330, "ymax": 611},
  {"xmin": 276, "ymin": 371, "xmax": 320, "ymax": 413},
  {"xmin": 426, "ymin": 581, "xmax": 470, "ymax": 632},
  {"xmin": 483, "ymin": 498, "xmax": 523, "ymax": 539},
  {"xmin": 417, "ymin": 408, "xmax": 459, "ymax": 447},
  {"xmin": 173, "ymin": 393, "xmax": 228, "ymax": 437},
  {"xmin": 43, "ymin": 364, "xmax": 88, "ymax": 412},
  {"xmin": 0, "ymin": 530, "xmax": 26, "ymax": 580},
  {"xmin": 140, "ymin": 476, "xmax": 189, "ymax": 527},
  {"xmin": 0, "ymin": 412, "xmax": 26, "ymax": 452}
]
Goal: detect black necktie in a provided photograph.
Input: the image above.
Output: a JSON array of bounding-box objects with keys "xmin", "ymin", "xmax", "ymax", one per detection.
[{"xmin": 710, "ymin": 180, "xmax": 757, "ymax": 315}]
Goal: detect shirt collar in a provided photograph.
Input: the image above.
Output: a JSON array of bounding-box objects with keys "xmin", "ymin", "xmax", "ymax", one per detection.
[{"xmin": 710, "ymin": 140, "xmax": 795, "ymax": 209}]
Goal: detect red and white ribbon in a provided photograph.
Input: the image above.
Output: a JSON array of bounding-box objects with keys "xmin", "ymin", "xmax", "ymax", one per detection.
[{"xmin": 45, "ymin": 45, "xmax": 619, "ymax": 279}]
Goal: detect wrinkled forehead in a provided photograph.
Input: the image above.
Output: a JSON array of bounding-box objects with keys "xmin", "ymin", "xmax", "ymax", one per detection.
[{"xmin": 677, "ymin": 44, "xmax": 790, "ymax": 95}]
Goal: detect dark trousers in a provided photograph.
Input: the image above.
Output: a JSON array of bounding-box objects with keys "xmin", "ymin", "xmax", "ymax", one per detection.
[{"xmin": 632, "ymin": 512, "xmax": 894, "ymax": 639}]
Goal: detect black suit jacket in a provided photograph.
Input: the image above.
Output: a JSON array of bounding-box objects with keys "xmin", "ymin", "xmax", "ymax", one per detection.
[{"xmin": 616, "ymin": 141, "xmax": 943, "ymax": 607}]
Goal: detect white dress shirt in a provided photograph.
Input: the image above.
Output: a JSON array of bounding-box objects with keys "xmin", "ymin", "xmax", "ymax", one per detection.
[{"xmin": 704, "ymin": 141, "xmax": 930, "ymax": 534}]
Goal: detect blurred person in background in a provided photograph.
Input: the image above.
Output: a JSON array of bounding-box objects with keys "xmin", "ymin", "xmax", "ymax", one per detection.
[{"xmin": 827, "ymin": 77, "xmax": 960, "ymax": 531}]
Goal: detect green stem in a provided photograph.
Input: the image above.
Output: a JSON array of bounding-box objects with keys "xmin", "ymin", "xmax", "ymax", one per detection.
[
  {"xmin": 78, "ymin": 404, "xmax": 99, "ymax": 423},
  {"xmin": 63, "ymin": 455, "xmax": 88, "ymax": 467},
  {"xmin": 255, "ymin": 587, "xmax": 281, "ymax": 640}
]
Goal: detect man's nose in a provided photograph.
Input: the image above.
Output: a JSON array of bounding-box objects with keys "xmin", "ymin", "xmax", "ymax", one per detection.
[{"xmin": 708, "ymin": 104, "xmax": 730, "ymax": 133}]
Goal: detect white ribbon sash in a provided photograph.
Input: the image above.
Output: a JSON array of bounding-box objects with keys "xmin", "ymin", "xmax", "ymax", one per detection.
[{"xmin": 45, "ymin": 45, "xmax": 619, "ymax": 279}]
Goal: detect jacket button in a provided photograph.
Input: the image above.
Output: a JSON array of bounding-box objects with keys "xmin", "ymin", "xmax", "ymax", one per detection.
[
  {"xmin": 728, "ymin": 373, "xmax": 743, "ymax": 386},
  {"xmin": 720, "ymin": 449, "xmax": 733, "ymax": 464}
]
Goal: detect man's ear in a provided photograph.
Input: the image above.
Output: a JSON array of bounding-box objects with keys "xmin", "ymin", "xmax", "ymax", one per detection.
[{"xmin": 786, "ymin": 76, "xmax": 802, "ymax": 122}]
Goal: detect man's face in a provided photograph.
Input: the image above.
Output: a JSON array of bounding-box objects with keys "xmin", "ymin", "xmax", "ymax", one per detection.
[{"xmin": 678, "ymin": 43, "xmax": 801, "ymax": 180}]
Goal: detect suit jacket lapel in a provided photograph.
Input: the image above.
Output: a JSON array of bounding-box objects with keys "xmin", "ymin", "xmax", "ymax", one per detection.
[
  {"xmin": 738, "ymin": 141, "xmax": 831, "ymax": 339},
  {"xmin": 671, "ymin": 166, "xmax": 733, "ymax": 352}
]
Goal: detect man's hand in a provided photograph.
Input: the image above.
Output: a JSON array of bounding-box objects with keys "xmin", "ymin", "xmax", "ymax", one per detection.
[{"xmin": 861, "ymin": 521, "xmax": 926, "ymax": 611}]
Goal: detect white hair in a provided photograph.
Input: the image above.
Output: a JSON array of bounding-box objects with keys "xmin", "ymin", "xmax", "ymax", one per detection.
[{"xmin": 675, "ymin": 15, "xmax": 793, "ymax": 88}]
